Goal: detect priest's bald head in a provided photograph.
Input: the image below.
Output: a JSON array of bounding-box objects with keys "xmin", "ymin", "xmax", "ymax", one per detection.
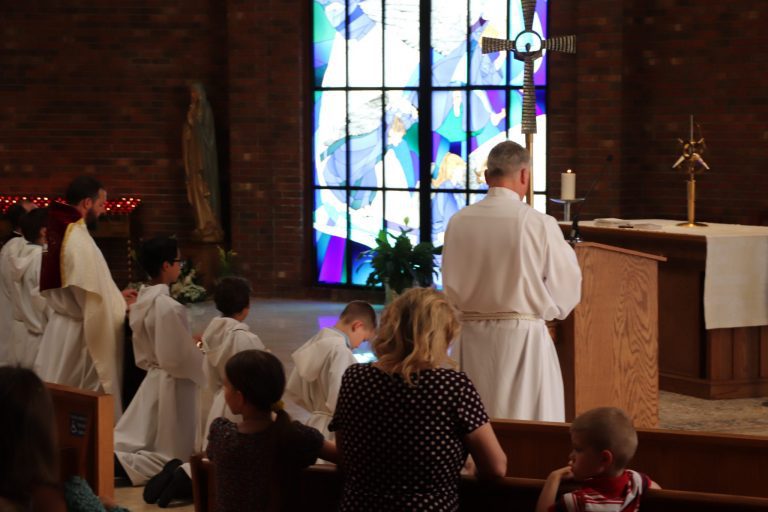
[
  {"xmin": 484, "ymin": 141, "xmax": 530, "ymax": 198},
  {"xmin": 65, "ymin": 176, "xmax": 107, "ymax": 230}
]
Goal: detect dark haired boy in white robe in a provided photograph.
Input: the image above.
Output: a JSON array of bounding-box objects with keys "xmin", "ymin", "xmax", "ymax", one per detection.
[{"xmin": 114, "ymin": 242, "xmax": 205, "ymax": 486}]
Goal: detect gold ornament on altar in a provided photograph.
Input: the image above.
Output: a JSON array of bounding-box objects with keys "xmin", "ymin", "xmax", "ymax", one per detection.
[
  {"xmin": 673, "ymin": 115, "xmax": 710, "ymax": 227},
  {"xmin": 481, "ymin": 0, "xmax": 575, "ymax": 204}
]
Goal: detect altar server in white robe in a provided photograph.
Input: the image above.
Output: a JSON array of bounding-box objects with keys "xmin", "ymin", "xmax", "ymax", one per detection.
[
  {"xmin": 114, "ymin": 236, "xmax": 205, "ymax": 486},
  {"xmin": 442, "ymin": 141, "xmax": 581, "ymax": 422},
  {"xmin": 200, "ymin": 276, "xmax": 266, "ymax": 433},
  {"xmin": 151, "ymin": 276, "xmax": 268, "ymax": 505},
  {"xmin": 0, "ymin": 200, "xmax": 37, "ymax": 366},
  {"xmin": 286, "ymin": 300, "xmax": 377, "ymax": 439},
  {"xmin": 8, "ymin": 207, "xmax": 49, "ymax": 368},
  {"xmin": 35, "ymin": 177, "xmax": 136, "ymax": 418}
]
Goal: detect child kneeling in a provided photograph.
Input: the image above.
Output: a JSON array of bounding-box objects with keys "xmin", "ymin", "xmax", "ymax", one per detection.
[
  {"xmin": 536, "ymin": 407, "xmax": 660, "ymax": 512},
  {"xmin": 286, "ymin": 300, "xmax": 376, "ymax": 441},
  {"xmin": 207, "ymin": 350, "xmax": 336, "ymax": 511}
]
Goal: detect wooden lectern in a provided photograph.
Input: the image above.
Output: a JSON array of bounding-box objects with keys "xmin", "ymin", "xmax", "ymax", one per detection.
[{"xmin": 555, "ymin": 242, "xmax": 665, "ymax": 428}]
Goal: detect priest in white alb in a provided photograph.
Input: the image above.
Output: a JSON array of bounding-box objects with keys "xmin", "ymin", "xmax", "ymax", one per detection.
[
  {"xmin": 35, "ymin": 177, "xmax": 136, "ymax": 419},
  {"xmin": 442, "ymin": 141, "xmax": 581, "ymax": 421},
  {"xmin": 114, "ymin": 236, "xmax": 206, "ymax": 487}
]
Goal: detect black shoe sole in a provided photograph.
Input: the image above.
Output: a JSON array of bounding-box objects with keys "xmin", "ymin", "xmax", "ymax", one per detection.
[
  {"xmin": 143, "ymin": 458, "xmax": 183, "ymax": 504},
  {"xmin": 157, "ymin": 467, "xmax": 193, "ymax": 508}
]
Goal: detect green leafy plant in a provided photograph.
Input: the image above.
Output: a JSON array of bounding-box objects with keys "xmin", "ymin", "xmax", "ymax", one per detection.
[
  {"xmin": 217, "ymin": 245, "xmax": 239, "ymax": 278},
  {"xmin": 358, "ymin": 219, "xmax": 441, "ymax": 294}
]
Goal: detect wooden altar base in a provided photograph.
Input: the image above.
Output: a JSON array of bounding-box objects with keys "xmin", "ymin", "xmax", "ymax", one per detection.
[
  {"xmin": 559, "ymin": 224, "xmax": 768, "ymax": 399},
  {"xmin": 662, "ymin": 325, "xmax": 768, "ymax": 399}
]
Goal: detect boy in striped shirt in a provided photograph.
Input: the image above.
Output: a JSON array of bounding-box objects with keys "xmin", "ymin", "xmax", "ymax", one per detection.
[{"xmin": 536, "ymin": 407, "xmax": 661, "ymax": 512}]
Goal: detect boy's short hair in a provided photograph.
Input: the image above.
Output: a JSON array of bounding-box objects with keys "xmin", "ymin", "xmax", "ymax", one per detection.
[
  {"xmin": 339, "ymin": 300, "xmax": 377, "ymax": 330},
  {"xmin": 20, "ymin": 207, "xmax": 48, "ymax": 243},
  {"xmin": 571, "ymin": 407, "xmax": 638, "ymax": 470},
  {"xmin": 138, "ymin": 236, "xmax": 178, "ymax": 279},
  {"xmin": 214, "ymin": 276, "xmax": 252, "ymax": 317}
]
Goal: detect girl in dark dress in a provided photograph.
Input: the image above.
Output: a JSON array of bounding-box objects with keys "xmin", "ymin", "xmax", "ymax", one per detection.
[
  {"xmin": 329, "ymin": 288, "xmax": 507, "ymax": 511},
  {"xmin": 206, "ymin": 350, "xmax": 336, "ymax": 512}
]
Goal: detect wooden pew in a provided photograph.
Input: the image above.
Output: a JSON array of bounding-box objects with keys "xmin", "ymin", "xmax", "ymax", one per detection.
[
  {"xmin": 459, "ymin": 477, "xmax": 768, "ymax": 512},
  {"xmin": 190, "ymin": 455, "xmax": 343, "ymax": 512},
  {"xmin": 190, "ymin": 459, "xmax": 768, "ymax": 512},
  {"xmin": 190, "ymin": 454, "xmax": 217, "ymax": 512},
  {"xmin": 46, "ymin": 382, "xmax": 114, "ymax": 500},
  {"xmin": 491, "ymin": 419, "xmax": 768, "ymax": 498}
]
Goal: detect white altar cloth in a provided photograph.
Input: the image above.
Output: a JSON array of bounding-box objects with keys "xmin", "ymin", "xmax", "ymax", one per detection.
[{"xmin": 577, "ymin": 219, "xmax": 768, "ymax": 330}]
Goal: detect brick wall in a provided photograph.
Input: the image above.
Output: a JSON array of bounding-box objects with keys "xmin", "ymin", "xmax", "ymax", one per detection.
[
  {"xmin": 226, "ymin": 0, "xmax": 309, "ymax": 297},
  {"xmin": 549, "ymin": 0, "xmax": 625, "ymax": 219},
  {"xmin": 0, "ymin": 1, "xmax": 230, "ymax": 287},
  {"xmin": 3, "ymin": 0, "xmax": 766, "ymax": 297},
  {"xmin": 549, "ymin": 0, "xmax": 768, "ymax": 225}
]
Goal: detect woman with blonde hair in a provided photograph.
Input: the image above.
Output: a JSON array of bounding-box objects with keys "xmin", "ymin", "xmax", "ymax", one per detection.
[{"xmin": 329, "ymin": 287, "xmax": 507, "ymax": 511}]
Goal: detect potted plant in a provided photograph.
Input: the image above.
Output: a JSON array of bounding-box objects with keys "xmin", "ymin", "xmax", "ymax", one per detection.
[{"xmin": 358, "ymin": 219, "xmax": 441, "ymax": 300}]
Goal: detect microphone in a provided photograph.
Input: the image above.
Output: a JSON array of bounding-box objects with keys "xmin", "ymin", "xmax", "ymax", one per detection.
[{"xmin": 568, "ymin": 154, "xmax": 614, "ymax": 245}]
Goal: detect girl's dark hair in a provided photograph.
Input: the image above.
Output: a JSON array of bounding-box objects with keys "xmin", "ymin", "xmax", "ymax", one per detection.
[
  {"xmin": 138, "ymin": 236, "xmax": 178, "ymax": 279},
  {"xmin": 214, "ymin": 276, "xmax": 252, "ymax": 317},
  {"xmin": 225, "ymin": 350, "xmax": 284, "ymax": 411},
  {"xmin": 225, "ymin": 350, "xmax": 294, "ymax": 509},
  {"xmin": 20, "ymin": 207, "xmax": 48, "ymax": 243},
  {"xmin": 0, "ymin": 367, "xmax": 59, "ymax": 503}
]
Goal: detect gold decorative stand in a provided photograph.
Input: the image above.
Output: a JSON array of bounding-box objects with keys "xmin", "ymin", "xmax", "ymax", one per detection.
[
  {"xmin": 678, "ymin": 175, "xmax": 707, "ymax": 227},
  {"xmin": 673, "ymin": 115, "xmax": 709, "ymax": 227}
]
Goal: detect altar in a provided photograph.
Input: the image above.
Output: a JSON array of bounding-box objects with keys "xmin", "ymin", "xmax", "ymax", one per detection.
[{"xmin": 559, "ymin": 219, "xmax": 768, "ymax": 399}]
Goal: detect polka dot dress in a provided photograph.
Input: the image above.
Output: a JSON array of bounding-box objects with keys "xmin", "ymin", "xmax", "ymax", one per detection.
[{"xmin": 329, "ymin": 364, "xmax": 490, "ymax": 511}]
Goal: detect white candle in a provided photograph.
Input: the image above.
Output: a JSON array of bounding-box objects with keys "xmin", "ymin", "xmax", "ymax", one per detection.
[{"xmin": 561, "ymin": 169, "xmax": 576, "ymax": 200}]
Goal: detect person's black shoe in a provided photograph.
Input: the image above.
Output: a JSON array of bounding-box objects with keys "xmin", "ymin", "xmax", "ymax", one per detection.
[
  {"xmin": 143, "ymin": 458, "xmax": 183, "ymax": 504},
  {"xmin": 114, "ymin": 454, "xmax": 129, "ymax": 479},
  {"xmin": 157, "ymin": 467, "xmax": 193, "ymax": 508}
]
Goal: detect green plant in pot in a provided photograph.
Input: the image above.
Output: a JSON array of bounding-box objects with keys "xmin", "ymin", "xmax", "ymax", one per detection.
[{"xmin": 358, "ymin": 219, "xmax": 441, "ymax": 299}]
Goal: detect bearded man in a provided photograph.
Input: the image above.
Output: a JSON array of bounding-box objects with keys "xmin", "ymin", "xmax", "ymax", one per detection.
[{"xmin": 35, "ymin": 176, "xmax": 137, "ymax": 419}]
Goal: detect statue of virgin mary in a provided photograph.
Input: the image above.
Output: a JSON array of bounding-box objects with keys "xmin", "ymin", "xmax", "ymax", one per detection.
[{"xmin": 183, "ymin": 81, "xmax": 224, "ymax": 242}]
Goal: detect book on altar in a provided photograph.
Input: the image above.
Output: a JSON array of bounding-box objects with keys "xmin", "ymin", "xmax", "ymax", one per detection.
[{"xmin": 593, "ymin": 218, "xmax": 663, "ymax": 230}]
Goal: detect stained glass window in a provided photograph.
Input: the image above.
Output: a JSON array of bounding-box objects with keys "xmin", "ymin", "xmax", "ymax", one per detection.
[{"xmin": 313, "ymin": 0, "xmax": 549, "ymax": 285}]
